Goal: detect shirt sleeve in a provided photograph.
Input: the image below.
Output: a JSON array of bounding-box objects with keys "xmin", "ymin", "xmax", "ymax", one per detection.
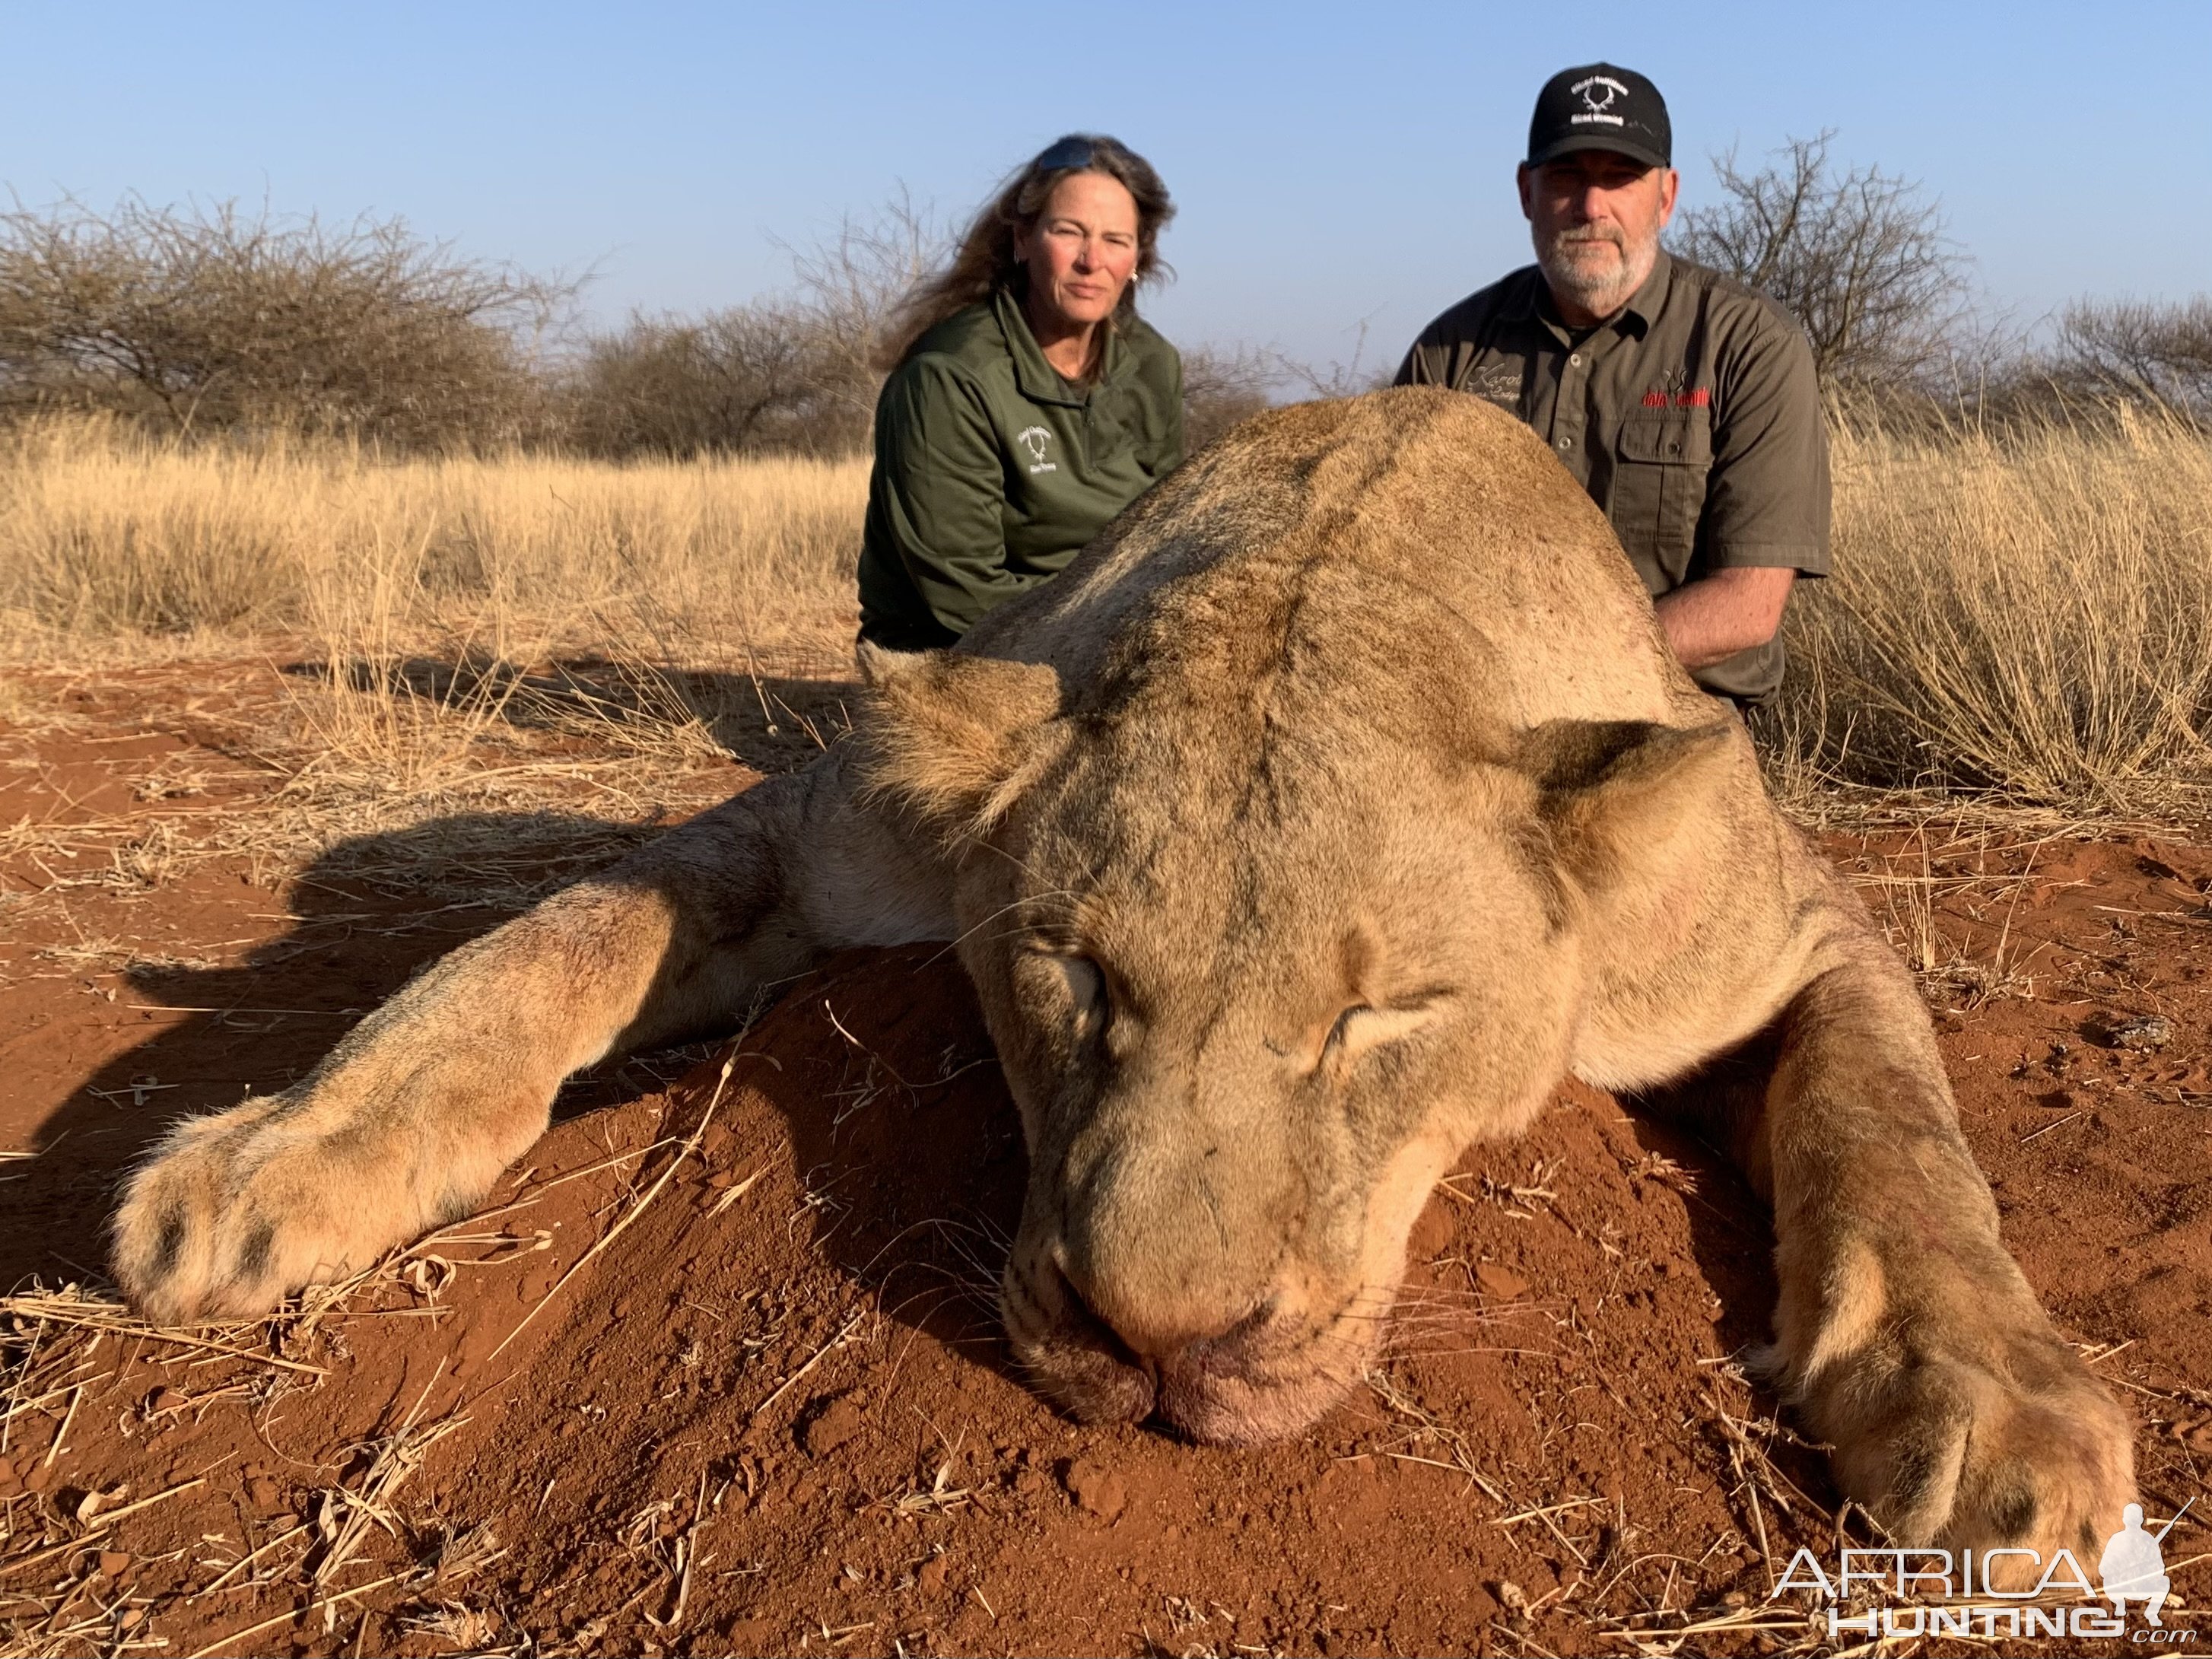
[
  {"xmin": 1699, "ymin": 313, "xmax": 1832, "ymax": 575},
  {"xmin": 871, "ymin": 355, "xmax": 1038, "ymax": 636}
]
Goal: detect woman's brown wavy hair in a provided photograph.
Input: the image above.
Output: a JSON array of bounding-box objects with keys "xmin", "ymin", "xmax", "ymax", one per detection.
[{"xmin": 879, "ymin": 133, "xmax": 1174, "ymax": 372}]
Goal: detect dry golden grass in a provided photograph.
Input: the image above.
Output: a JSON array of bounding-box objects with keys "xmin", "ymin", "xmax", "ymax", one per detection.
[
  {"xmin": 0, "ymin": 415, "xmax": 864, "ymax": 662},
  {"xmin": 5, "ymin": 409, "xmax": 2210, "ymax": 820},
  {"xmin": 1765, "ymin": 405, "xmax": 2212, "ymax": 817}
]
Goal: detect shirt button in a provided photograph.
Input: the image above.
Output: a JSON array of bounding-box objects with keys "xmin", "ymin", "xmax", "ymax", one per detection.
[
  {"xmin": 1569, "ymin": 354, "xmax": 1581, "ymax": 366},
  {"xmin": 1557, "ymin": 437, "xmax": 1574, "ymax": 450}
]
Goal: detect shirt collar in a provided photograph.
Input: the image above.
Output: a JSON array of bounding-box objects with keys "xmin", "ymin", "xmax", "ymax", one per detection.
[
  {"xmin": 995, "ymin": 284, "xmax": 1123, "ymax": 406},
  {"xmin": 1525, "ymin": 249, "xmax": 1673, "ymax": 345},
  {"xmin": 1618, "ymin": 249, "xmax": 1672, "ymax": 335}
]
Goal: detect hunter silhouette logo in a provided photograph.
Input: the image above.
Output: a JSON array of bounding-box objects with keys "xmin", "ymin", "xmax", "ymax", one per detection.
[
  {"xmin": 1017, "ymin": 425, "xmax": 1057, "ymax": 473},
  {"xmin": 1773, "ymin": 1498, "xmax": 2198, "ymax": 1642},
  {"xmin": 2102, "ymin": 1502, "xmax": 2183, "ymax": 1626}
]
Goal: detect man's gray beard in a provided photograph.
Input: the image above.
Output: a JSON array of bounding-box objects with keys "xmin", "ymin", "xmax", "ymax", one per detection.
[{"xmin": 1534, "ymin": 227, "xmax": 1658, "ymax": 317}]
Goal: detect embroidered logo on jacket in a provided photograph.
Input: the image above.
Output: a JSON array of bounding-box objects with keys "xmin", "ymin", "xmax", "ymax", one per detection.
[{"xmin": 1017, "ymin": 426, "xmax": 1057, "ymax": 473}]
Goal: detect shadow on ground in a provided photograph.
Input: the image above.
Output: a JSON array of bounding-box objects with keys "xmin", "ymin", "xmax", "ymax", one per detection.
[
  {"xmin": 7, "ymin": 650, "xmax": 869, "ymax": 1292},
  {"xmin": 290, "ymin": 653, "xmax": 863, "ymax": 777},
  {"xmin": 3, "ymin": 813, "xmax": 685, "ymax": 1292}
]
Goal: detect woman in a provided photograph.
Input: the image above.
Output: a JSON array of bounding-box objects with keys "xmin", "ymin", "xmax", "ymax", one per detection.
[{"xmin": 856, "ymin": 134, "xmax": 1182, "ymax": 650}]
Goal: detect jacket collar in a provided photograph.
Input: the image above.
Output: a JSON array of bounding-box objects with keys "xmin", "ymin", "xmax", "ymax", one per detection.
[{"xmin": 995, "ymin": 284, "xmax": 1125, "ymax": 406}]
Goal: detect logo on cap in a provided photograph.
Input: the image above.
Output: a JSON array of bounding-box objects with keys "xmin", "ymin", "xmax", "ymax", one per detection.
[{"xmin": 1570, "ymin": 74, "xmax": 1629, "ymax": 129}]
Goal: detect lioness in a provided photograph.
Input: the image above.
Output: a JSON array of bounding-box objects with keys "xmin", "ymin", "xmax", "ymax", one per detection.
[{"xmin": 114, "ymin": 387, "xmax": 2133, "ymax": 1568}]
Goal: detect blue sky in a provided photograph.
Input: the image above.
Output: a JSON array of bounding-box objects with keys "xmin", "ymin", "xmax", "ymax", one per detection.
[{"xmin": 5, "ymin": 2, "xmax": 2205, "ymax": 367}]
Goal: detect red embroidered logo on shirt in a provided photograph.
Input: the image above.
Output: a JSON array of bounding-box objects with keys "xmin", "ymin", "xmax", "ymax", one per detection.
[{"xmin": 1642, "ymin": 386, "xmax": 1711, "ymax": 408}]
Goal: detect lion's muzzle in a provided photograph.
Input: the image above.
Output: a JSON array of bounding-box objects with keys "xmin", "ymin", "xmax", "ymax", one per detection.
[{"xmin": 1001, "ymin": 1236, "xmax": 1378, "ymax": 1445}]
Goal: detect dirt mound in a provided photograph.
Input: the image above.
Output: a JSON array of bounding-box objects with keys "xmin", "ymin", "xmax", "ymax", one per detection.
[{"xmin": 5, "ymin": 822, "xmax": 2210, "ymax": 1654}]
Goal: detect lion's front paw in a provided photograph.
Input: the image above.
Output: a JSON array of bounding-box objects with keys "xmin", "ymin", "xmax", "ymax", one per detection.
[
  {"xmin": 1800, "ymin": 1322, "xmax": 2136, "ymax": 1580},
  {"xmin": 112, "ymin": 1094, "xmax": 448, "ymax": 1324}
]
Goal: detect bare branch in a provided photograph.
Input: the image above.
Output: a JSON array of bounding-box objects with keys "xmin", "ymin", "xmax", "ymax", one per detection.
[
  {"xmin": 2049, "ymin": 296, "xmax": 2212, "ymax": 413},
  {"xmin": 1667, "ymin": 135, "xmax": 1970, "ymax": 388}
]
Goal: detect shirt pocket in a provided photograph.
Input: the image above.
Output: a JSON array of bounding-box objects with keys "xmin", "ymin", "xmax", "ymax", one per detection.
[{"xmin": 1613, "ymin": 413, "xmax": 1713, "ymax": 588}]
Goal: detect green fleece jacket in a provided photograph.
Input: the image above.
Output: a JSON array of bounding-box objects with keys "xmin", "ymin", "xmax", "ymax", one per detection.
[{"xmin": 856, "ymin": 286, "xmax": 1182, "ymax": 647}]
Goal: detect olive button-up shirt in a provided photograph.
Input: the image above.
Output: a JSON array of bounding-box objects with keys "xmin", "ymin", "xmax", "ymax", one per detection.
[{"xmin": 1395, "ymin": 252, "xmax": 1829, "ymax": 701}]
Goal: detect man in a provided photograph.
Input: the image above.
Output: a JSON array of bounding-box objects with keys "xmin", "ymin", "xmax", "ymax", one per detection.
[{"xmin": 1396, "ymin": 63, "xmax": 1829, "ymax": 704}]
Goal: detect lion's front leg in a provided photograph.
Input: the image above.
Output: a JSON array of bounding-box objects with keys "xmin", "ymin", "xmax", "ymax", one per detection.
[
  {"xmin": 113, "ymin": 758, "xmax": 952, "ymax": 1324},
  {"xmin": 1738, "ymin": 932, "xmax": 2136, "ymax": 1571}
]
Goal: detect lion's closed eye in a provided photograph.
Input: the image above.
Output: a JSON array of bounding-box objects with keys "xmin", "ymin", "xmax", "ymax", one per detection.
[
  {"xmin": 1324, "ymin": 998, "xmax": 1444, "ymax": 1066},
  {"xmin": 1050, "ymin": 954, "xmax": 1109, "ymax": 1039}
]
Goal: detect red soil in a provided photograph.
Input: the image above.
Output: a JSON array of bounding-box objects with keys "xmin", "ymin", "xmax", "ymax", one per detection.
[{"xmin": 2, "ymin": 663, "xmax": 2207, "ymax": 1657}]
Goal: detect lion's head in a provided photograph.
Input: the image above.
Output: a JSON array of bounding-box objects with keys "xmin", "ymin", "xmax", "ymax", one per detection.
[{"xmin": 857, "ymin": 628, "xmax": 1733, "ymax": 1444}]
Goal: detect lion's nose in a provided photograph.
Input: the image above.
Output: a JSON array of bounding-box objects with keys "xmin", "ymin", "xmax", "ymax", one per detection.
[{"xmin": 1057, "ymin": 1252, "xmax": 1273, "ymax": 1362}]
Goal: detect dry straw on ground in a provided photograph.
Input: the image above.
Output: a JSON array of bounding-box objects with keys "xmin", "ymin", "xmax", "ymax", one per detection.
[{"xmin": 4, "ymin": 408, "xmax": 2210, "ymax": 821}]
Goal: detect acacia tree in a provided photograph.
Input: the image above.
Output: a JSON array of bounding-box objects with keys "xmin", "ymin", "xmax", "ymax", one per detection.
[
  {"xmin": 1668, "ymin": 132, "xmax": 1969, "ymax": 388},
  {"xmin": 567, "ymin": 198, "xmax": 942, "ymax": 458},
  {"xmin": 567, "ymin": 303, "xmax": 825, "ymax": 456},
  {"xmin": 0, "ymin": 195, "xmax": 567, "ymax": 445},
  {"xmin": 2050, "ymin": 296, "xmax": 2212, "ymax": 414}
]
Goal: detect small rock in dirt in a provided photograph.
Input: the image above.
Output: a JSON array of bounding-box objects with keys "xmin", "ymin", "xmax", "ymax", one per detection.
[
  {"xmin": 1491, "ymin": 1579, "xmax": 1529, "ymax": 1613},
  {"xmin": 917, "ymin": 1556, "xmax": 950, "ymax": 1595},
  {"xmin": 96, "ymin": 1551, "xmax": 132, "ymax": 1579},
  {"xmin": 2102, "ymin": 1015, "xmax": 2173, "ymax": 1052},
  {"xmin": 21, "ymin": 1464, "xmax": 53, "ymax": 1495},
  {"xmin": 1063, "ymin": 1457, "xmax": 1127, "ymax": 1521},
  {"xmin": 1474, "ymin": 1263, "xmax": 1529, "ymax": 1299},
  {"xmin": 145, "ymin": 1387, "xmax": 187, "ymax": 1415},
  {"xmin": 246, "ymin": 1476, "xmax": 281, "ymax": 1508},
  {"xmin": 799, "ymin": 1394, "xmax": 864, "ymax": 1458}
]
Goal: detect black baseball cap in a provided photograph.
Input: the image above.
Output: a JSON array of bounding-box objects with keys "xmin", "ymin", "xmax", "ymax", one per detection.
[{"xmin": 1526, "ymin": 63, "xmax": 1671, "ymax": 171}]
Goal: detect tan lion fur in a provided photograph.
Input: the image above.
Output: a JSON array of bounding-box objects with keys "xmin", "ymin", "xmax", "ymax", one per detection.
[{"xmin": 111, "ymin": 387, "xmax": 2134, "ymax": 1565}]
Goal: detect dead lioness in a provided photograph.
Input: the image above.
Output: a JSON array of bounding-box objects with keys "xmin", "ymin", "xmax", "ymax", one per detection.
[{"xmin": 113, "ymin": 386, "xmax": 2132, "ymax": 1568}]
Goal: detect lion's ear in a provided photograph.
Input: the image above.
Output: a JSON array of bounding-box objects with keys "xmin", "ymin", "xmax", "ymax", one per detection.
[
  {"xmin": 857, "ymin": 645, "xmax": 1066, "ymax": 831},
  {"xmin": 1516, "ymin": 717, "xmax": 1745, "ymax": 883}
]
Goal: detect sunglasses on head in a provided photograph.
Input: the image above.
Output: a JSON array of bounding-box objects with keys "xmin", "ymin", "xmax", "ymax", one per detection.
[{"xmin": 1033, "ymin": 136, "xmax": 1097, "ymax": 172}]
